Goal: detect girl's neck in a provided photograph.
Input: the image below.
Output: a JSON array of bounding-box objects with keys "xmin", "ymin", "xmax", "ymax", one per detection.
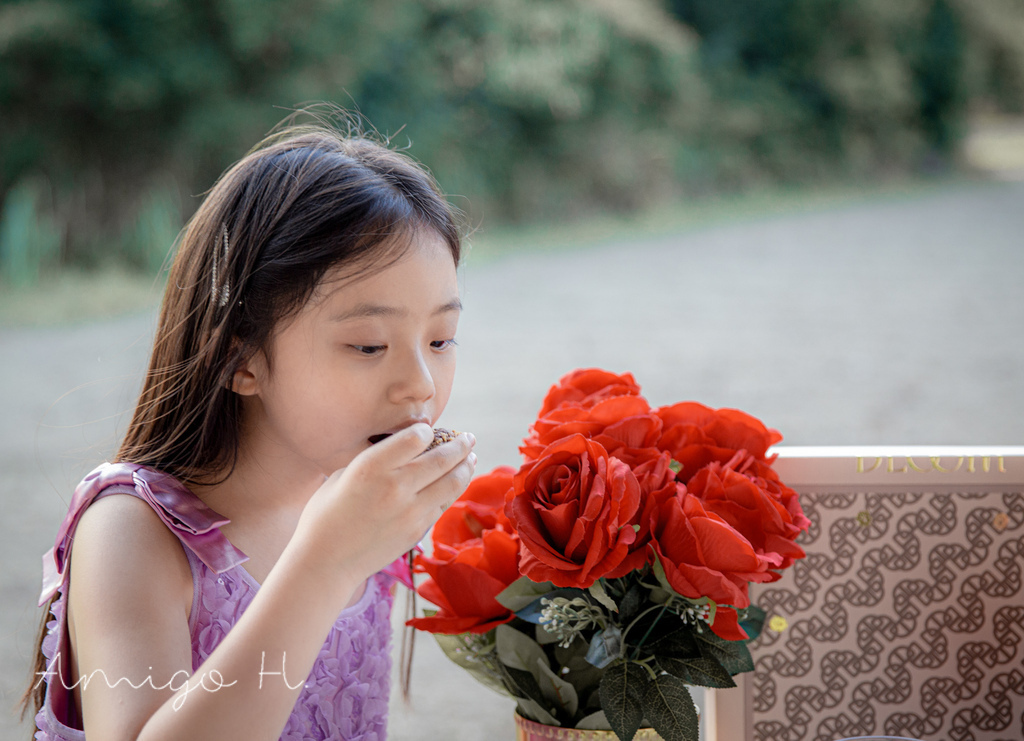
[
  {"xmin": 193, "ymin": 437, "xmax": 326, "ymax": 521},
  {"xmin": 189, "ymin": 441, "xmax": 327, "ymax": 587}
]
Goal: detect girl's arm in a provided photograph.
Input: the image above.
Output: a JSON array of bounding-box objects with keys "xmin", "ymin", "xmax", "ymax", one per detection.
[
  {"xmin": 67, "ymin": 493, "xmax": 196, "ymax": 739},
  {"xmin": 69, "ymin": 424, "xmax": 475, "ymax": 741}
]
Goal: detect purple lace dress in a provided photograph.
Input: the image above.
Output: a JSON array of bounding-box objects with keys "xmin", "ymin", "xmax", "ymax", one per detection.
[{"xmin": 34, "ymin": 462, "xmax": 402, "ymax": 741}]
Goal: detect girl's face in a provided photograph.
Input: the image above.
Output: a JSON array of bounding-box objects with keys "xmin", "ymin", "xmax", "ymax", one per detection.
[{"xmin": 237, "ymin": 229, "xmax": 461, "ymax": 478}]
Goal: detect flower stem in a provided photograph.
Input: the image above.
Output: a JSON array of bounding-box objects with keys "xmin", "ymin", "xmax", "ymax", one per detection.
[
  {"xmin": 635, "ymin": 655, "xmax": 658, "ymax": 676},
  {"xmin": 622, "ymin": 604, "xmax": 668, "ymax": 642},
  {"xmin": 630, "ymin": 603, "xmax": 670, "ymax": 661}
]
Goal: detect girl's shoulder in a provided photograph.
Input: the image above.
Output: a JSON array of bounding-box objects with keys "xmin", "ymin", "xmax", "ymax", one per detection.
[
  {"xmin": 72, "ymin": 484, "xmax": 194, "ymax": 578},
  {"xmin": 69, "ymin": 491, "xmax": 195, "ymax": 627},
  {"xmin": 41, "ymin": 462, "xmax": 248, "ymax": 606}
]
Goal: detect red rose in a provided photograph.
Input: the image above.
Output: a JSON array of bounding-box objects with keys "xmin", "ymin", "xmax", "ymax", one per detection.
[
  {"xmin": 521, "ymin": 395, "xmax": 652, "ymax": 460},
  {"xmin": 656, "ymin": 402, "xmax": 783, "ymax": 483},
  {"xmin": 687, "ymin": 463, "xmax": 806, "ymax": 571},
  {"xmin": 592, "ymin": 412, "xmax": 664, "ymax": 454},
  {"xmin": 739, "ymin": 459, "xmax": 812, "ymax": 535},
  {"xmin": 649, "ymin": 489, "xmax": 779, "ymax": 640},
  {"xmin": 589, "ymin": 428, "xmax": 677, "ymax": 573},
  {"xmin": 408, "ymin": 467, "xmax": 520, "ymax": 634},
  {"xmin": 535, "ymin": 368, "xmax": 642, "ymax": 418},
  {"xmin": 409, "ymin": 529, "xmax": 520, "ymax": 634},
  {"xmin": 432, "ymin": 465, "xmax": 515, "ymax": 547},
  {"xmin": 506, "ymin": 434, "xmax": 641, "ymax": 588}
]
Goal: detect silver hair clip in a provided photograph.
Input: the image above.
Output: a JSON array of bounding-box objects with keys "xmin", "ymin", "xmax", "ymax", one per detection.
[{"xmin": 211, "ymin": 224, "xmax": 231, "ymax": 308}]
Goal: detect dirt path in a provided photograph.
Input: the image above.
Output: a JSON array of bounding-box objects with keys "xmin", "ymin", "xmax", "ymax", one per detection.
[{"xmin": 3, "ymin": 179, "xmax": 1022, "ymax": 739}]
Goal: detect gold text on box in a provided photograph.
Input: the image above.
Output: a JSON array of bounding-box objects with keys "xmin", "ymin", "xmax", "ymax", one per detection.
[{"xmin": 855, "ymin": 456, "xmax": 1008, "ymax": 474}]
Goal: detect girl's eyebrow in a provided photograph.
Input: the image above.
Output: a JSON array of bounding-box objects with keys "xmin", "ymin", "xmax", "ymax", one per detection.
[
  {"xmin": 330, "ymin": 298, "xmax": 462, "ymax": 322},
  {"xmin": 435, "ymin": 298, "xmax": 464, "ymax": 315}
]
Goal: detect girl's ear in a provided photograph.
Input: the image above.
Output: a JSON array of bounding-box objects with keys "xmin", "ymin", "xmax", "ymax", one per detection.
[
  {"xmin": 230, "ymin": 367, "xmax": 259, "ymax": 396},
  {"xmin": 229, "ymin": 349, "xmax": 264, "ymax": 396}
]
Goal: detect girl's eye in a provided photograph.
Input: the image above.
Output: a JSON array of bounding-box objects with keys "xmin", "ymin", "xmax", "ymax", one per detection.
[
  {"xmin": 351, "ymin": 345, "xmax": 386, "ymax": 355},
  {"xmin": 431, "ymin": 339, "xmax": 457, "ymax": 351}
]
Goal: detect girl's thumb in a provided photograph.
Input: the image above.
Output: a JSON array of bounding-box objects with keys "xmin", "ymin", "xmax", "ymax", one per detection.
[{"xmin": 365, "ymin": 423, "xmax": 433, "ymax": 463}]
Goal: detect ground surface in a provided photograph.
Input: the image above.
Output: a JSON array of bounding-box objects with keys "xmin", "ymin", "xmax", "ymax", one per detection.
[{"xmin": 2, "ymin": 178, "xmax": 1022, "ymax": 740}]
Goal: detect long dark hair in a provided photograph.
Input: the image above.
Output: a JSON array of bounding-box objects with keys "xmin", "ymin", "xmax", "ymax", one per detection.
[
  {"xmin": 121, "ymin": 122, "xmax": 462, "ymax": 484},
  {"xmin": 23, "ymin": 114, "xmax": 462, "ymax": 722}
]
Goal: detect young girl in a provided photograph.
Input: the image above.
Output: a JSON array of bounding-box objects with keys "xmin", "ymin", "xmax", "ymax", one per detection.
[{"xmin": 25, "ymin": 120, "xmax": 477, "ymax": 740}]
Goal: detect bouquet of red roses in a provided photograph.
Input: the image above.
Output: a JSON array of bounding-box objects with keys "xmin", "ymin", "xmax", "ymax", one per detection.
[{"xmin": 409, "ymin": 369, "xmax": 809, "ymax": 741}]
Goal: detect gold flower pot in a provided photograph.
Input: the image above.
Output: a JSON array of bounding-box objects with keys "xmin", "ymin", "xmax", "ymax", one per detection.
[{"xmin": 514, "ymin": 713, "xmax": 664, "ymax": 740}]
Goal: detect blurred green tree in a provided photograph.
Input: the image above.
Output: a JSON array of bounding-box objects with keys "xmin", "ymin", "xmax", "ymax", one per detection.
[
  {"xmin": 914, "ymin": 0, "xmax": 965, "ymax": 151},
  {"xmin": 2, "ymin": 0, "xmax": 1024, "ymax": 282},
  {"xmin": 665, "ymin": 0, "xmax": 1024, "ymax": 180},
  {"xmin": 1, "ymin": 0, "xmax": 703, "ymax": 273},
  {"xmin": 350, "ymin": 0, "xmax": 705, "ymax": 219},
  {"xmin": 953, "ymin": 0, "xmax": 1024, "ymax": 114},
  {"xmin": 1, "ymin": 0, "xmax": 390, "ymax": 267}
]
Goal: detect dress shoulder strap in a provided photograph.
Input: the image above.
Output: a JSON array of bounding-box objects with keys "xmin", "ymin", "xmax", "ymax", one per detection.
[{"xmin": 39, "ymin": 462, "xmax": 248, "ymax": 605}]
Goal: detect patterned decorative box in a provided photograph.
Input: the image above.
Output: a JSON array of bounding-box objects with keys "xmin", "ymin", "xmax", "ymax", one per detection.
[{"xmin": 706, "ymin": 446, "xmax": 1024, "ymax": 741}]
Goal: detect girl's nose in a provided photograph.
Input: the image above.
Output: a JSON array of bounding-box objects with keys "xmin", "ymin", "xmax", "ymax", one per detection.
[{"xmin": 388, "ymin": 349, "xmax": 435, "ymax": 404}]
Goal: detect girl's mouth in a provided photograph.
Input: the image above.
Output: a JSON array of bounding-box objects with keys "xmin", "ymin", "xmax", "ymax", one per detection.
[{"xmin": 368, "ymin": 433, "xmax": 392, "ymax": 444}]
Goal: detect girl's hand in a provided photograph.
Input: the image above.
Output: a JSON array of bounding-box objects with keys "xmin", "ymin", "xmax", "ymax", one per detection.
[{"xmin": 294, "ymin": 423, "xmax": 476, "ymax": 585}]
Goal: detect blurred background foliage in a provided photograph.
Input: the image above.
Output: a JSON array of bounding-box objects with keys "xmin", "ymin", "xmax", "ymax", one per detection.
[{"xmin": 1, "ymin": 0, "xmax": 1024, "ymax": 287}]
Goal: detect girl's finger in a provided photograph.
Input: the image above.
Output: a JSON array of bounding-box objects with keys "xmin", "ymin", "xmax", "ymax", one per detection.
[
  {"xmin": 418, "ymin": 449, "xmax": 478, "ymax": 514},
  {"xmin": 355, "ymin": 423, "xmax": 434, "ymax": 469},
  {"xmin": 404, "ymin": 432, "xmax": 475, "ymax": 483}
]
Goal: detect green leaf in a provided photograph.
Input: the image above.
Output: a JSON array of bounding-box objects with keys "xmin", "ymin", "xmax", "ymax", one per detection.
[
  {"xmin": 625, "ymin": 602, "xmax": 679, "ymax": 658},
  {"xmin": 500, "ymin": 664, "xmax": 547, "ymax": 707},
  {"xmin": 642, "ymin": 627, "xmax": 699, "ymax": 660},
  {"xmin": 535, "ymin": 657, "xmax": 579, "ymax": 717},
  {"xmin": 599, "ymin": 662, "xmax": 650, "ymax": 741},
  {"xmin": 575, "ymin": 710, "xmax": 612, "ymax": 730},
  {"xmin": 655, "ymin": 655, "xmax": 736, "ymax": 688},
  {"xmin": 740, "ymin": 604, "xmax": 767, "ymax": 642},
  {"xmin": 648, "ymin": 586, "xmax": 675, "ymax": 605},
  {"xmin": 619, "ymin": 582, "xmax": 643, "ymax": 623},
  {"xmin": 554, "ymin": 638, "xmax": 605, "ymax": 696},
  {"xmin": 431, "ymin": 632, "xmax": 508, "ymax": 696},
  {"xmin": 496, "ymin": 624, "xmax": 548, "ymax": 682},
  {"xmin": 588, "ymin": 579, "xmax": 619, "ymax": 613},
  {"xmin": 642, "ymin": 673, "xmax": 699, "ymax": 741},
  {"xmin": 496, "ymin": 577, "xmax": 558, "ymax": 611},
  {"xmin": 647, "ymin": 556, "xmax": 688, "ymax": 605},
  {"xmin": 694, "ymin": 630, "xmax": 755, "ymax": 676},
  {"xmin": 649, "ymin": 556, "xmax": 676, "ymax": 597},
  {"xmin": 517, "ymin": 697, "xmax": 561, "ymax": 727},
  {"xmin": 669, "ymin": 459, "xmax": 683, "ymax": 475}
]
